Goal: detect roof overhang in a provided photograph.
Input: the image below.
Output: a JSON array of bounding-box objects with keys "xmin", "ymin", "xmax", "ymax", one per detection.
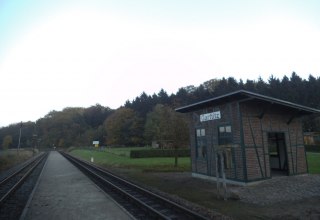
[{"xmin": 175, "ymin": 90, "xmax": 320, "ymax": 116}]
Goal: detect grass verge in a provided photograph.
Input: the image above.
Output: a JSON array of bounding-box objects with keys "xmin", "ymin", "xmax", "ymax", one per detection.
[
  {"xmin": 307, "ymin": 152, "xmax": 320, "ymax": 174},
  {"xmin": 0, "ymin": 149, "xmax": 35, "ymax": 171},
  {"xmin": 70, "ymin": 148, "xmax": 191, "ymax": 172}
]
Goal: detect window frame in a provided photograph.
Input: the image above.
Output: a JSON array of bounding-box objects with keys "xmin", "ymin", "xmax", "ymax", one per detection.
[
  {"xmin": 195, "ymin": 128, "xmax": 207, "ymax": 160},
  {"xmin": 218, "ymin": 125, "xmax": 233, "ymax": 145}
]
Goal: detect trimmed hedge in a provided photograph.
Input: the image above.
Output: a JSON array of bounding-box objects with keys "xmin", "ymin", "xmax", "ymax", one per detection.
[
  {"xmin": 130, "ymin": 149, "xmax": 190, "ymax": 158},
  {"xmin": 305, "ymin": 145, "xmax": 320, "ymax": 153}
]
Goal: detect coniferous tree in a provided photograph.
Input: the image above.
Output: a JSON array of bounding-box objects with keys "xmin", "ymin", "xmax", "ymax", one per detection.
[{"xmin": 1, "ymin": 72, "xmax": 320, "ymax": 148}]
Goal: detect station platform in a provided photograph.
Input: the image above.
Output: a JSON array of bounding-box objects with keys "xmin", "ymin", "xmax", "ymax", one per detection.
[{"xmin": 21, "ymin": 151, "xmax": 133, "ymax": 220}]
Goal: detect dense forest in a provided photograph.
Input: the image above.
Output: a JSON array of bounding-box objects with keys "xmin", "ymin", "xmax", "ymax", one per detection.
[{"xmin": 1, "ymin": 72, "xmax": 320, "ymax": 150}]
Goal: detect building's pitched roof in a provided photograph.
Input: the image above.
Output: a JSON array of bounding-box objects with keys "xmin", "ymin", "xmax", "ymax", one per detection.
[{"xmin": 175, "ymin": 90, "xmax": 320, "ymax": 115}]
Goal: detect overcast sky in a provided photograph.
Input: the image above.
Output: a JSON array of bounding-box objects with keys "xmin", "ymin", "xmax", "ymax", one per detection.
[{"xmin": 0, "ymin": 0, "xmax": 319, "ymax": 127}]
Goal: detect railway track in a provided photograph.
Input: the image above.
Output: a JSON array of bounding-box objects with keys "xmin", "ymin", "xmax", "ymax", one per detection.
[
  {"xmin": 0, "ymin": 152, "xmax": 48, "ymax": 219},
  {"xmin": 61, "ymin": 152, "xmax": 209, "ymax": 220}
]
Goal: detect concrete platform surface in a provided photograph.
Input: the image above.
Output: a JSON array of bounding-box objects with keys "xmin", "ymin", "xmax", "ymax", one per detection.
[{"xmin": 22, "ymin": 151, "xmax": 133, "ymax": 220}]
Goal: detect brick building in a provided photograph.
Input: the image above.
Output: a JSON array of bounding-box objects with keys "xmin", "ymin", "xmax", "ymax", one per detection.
[{"xmin": 176, "ymin": 90, "xmax": 320, "ymax": 185}]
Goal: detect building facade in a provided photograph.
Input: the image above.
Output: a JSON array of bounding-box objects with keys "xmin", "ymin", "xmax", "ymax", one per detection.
[{"xmin": 176, "ymin": 90, "xmax": 320, "ymax": 185}]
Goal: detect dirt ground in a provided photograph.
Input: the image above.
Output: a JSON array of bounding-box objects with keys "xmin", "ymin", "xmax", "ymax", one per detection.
[{"xmin": 111, "ymin": 168, "xmax": 320, "ymax": 220}]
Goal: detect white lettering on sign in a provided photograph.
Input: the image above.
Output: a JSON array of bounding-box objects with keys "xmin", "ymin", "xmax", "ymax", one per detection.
[{"xmin": 200, "ymin": 111, "xmax": 221, "ymax": 122}]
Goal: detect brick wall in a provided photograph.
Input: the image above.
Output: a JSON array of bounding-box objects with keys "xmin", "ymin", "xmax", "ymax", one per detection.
[
  {"xmin": 188, "ymin": 102, "xmax": 245, "ymax": 181},
  {"xmin": 241, "ymin": 101, "xmax": 307, "ymax": 181},
  {"xmin": 187, "ymin": 99, "xmax": 307, "ymax": 183}
]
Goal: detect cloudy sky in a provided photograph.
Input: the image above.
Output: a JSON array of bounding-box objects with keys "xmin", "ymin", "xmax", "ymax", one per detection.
[{"xmin": 0, "ymin": 0, "xmax": 319, "ymax": 127}]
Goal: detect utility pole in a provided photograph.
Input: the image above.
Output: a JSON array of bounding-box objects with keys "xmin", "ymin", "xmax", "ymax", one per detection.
[
  {"xmin": 17, "ymin": 121, "xmax": 22, "ymax": 155},
  {"xmin": 33, "ymin": 134, "xmax": 37, "ymax": 156},
  {"xmin": 33, "ymin": 122, "xmax": 37, "ymax": 156}
]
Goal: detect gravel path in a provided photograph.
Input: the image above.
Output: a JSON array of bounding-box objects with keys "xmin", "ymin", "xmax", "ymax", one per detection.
[{"xmin": 229, "ymin": 174, "xmax": 320, "ymax": 205}]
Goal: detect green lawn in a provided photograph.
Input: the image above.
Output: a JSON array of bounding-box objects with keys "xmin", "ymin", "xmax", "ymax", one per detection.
[
  {"xmin": 307, "ymin": 152, "xmax": 320, "ymax": 174},
  {"xmin": 70, "ymin": 148, "xmax": 319, "ymax": 174},
  {"xmin": 70, "ymin": 148, "xmax": 191, "ymax": 172}
]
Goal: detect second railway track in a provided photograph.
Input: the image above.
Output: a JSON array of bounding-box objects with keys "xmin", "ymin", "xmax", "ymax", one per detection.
[
  {"xmin": 61, "ymin": 151, "xmax": 209, "ymax": 220},
  {"xmin": 0, "ymin": 152, "xmax": 48, "ymax": 219}
]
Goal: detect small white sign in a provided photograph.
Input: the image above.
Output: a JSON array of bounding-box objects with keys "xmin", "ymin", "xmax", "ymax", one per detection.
[
  {"xmin": 92, "ymin": 141, "xmax": 99, "ymax": 145},
  {"xmin": 200, "ymin": 111, "xmax": 221, "ymax": 122}
]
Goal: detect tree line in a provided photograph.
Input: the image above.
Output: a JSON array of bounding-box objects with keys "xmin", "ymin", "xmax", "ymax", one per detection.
[{"xmin": 1, "ymin": 72, "xmax": 320, "ymax": 150}]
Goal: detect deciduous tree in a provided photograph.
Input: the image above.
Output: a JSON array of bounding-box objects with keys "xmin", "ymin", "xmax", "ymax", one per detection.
[
  {"xmin": 2, "ymin": 135, "xmax": 13, "ymax": 149},
  {"xmin": 104, "ymin": 108, "xmax": 143, "ymax": 146}
]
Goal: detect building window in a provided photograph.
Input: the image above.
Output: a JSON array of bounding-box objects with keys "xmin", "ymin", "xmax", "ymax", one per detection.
[
  {"xmin": 218, "ymin": 125, "xmax": 232, "ymax": 145},
  {"xmin": 217, "ymin": 125, "xmax": 233, "ymax": 170},
  {"xmin": 268, "ymin": 135, "xmax": 278, "ymax": 156},
  {"xmin": 223, "ymin": 149, "xmax": 232, "ymax": 169},
  {"xmin": 196, "ymin": 128, "xmax": 207, "ymax": 159}
]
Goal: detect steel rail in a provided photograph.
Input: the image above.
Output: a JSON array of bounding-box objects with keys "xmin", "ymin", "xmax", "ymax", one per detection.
[
  {"xmin": 0, "ymin": 153, "xmax": 46, "ymax": 206},
  {"xmin": 0, "ymin": 153, "xmax": 42, "ymax": 186},
  {"xmin": 61, "ymin": 152, "xmax": 209, "ymax": 220}
]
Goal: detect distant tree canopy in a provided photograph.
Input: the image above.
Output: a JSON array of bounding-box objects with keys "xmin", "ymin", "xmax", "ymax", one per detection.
[
  {"xmin": 1, "ymin": 72, "xmax": 320, "ymax": 149},
  {"xmin": 144, "ymin": 104, "xmax": 189, "ymax": 148},
  {"xmin": 2, "ymin": 135, "xmax": 13, "ymax": 149},
  {"xmin": 104, "ymin": 107, "xmax": 143, "ymax": 146}
]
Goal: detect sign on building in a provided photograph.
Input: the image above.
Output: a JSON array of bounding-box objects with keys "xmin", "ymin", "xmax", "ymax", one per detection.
[{"xmin": 200, "ymin": 111, "xmax": 221, "ymax": 122}]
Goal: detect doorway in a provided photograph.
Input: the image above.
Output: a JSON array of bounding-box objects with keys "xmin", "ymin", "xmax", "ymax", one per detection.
[{"xmin": 268, "ymin": 132, "xmax": 288, "ymax": 176}]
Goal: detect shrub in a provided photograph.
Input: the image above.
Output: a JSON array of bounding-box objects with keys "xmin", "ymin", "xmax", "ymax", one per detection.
[
  {"xmin": 130, "ymin": 149, "xmax": 190, "ymax": 158},
  {"xmin": 305, "ymin": 145, "xmax": 320, "ymax": 153}
]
